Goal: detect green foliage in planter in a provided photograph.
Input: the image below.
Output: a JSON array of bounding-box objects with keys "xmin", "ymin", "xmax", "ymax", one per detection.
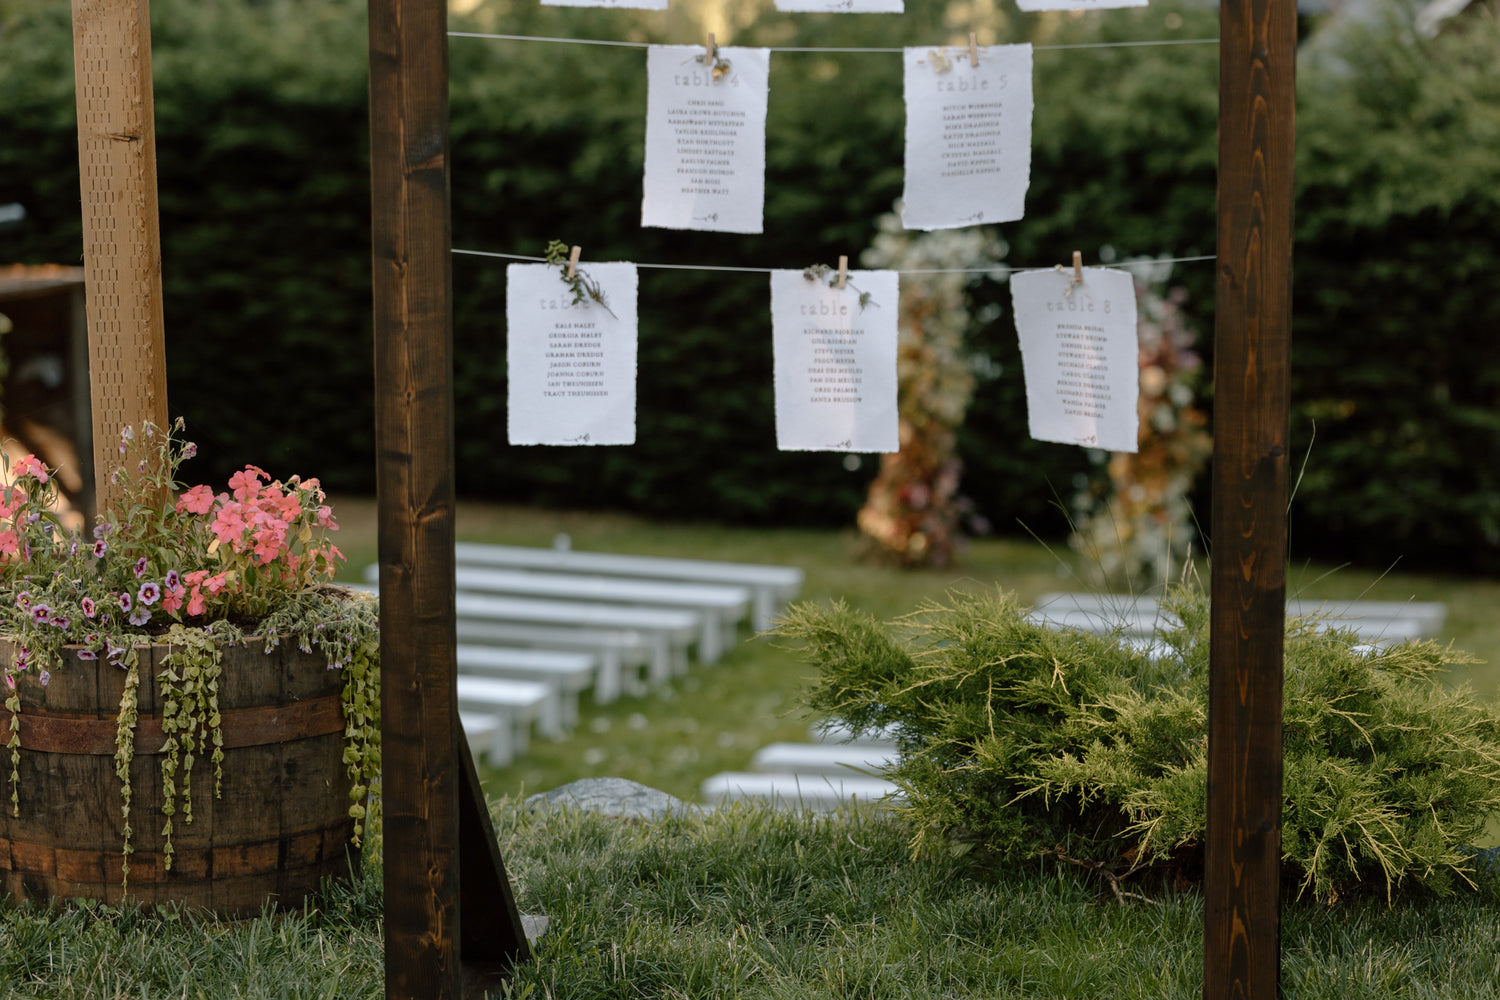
[{"xmin": 777, "ymin": 588, "xmax": 1500, "ymax": 902}]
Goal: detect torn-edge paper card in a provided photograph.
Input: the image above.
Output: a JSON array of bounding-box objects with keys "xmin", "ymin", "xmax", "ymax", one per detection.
[
  {"xmin": 642, "ymin": 45, "xmax": 769, "ymax": 234},
  {"xmin": 901, "ymin": 43, "xmax": 1033, "ymax": 231},
  {"xmin": 771, "ymin": 269, "xmax": 899, "ymax": 453},
  {"xmin": 1016, "ymin": 0, "xmax": 1145, "ymax": 11},
  {"xmin": 543, "ymin": 0, "xmax": 666, "ymax": 8},
  {"xmin": 507, "ymin": 262, "xmax": 638, "ymax": 446},
  {"xmin": 775, "ymin": 0, "xmax": 903, "ymax": 11},
  {"xmin": 1010, "ymin": 265, "xmax": 1138, "ymax": 452}
]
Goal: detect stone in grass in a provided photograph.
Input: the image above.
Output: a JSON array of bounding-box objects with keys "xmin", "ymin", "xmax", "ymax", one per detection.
[{"xmin": 525, "ymin": 777, "xmax": 705, "ymax": 821}]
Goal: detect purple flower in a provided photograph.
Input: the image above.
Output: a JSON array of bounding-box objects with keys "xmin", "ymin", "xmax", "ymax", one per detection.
[
  {"xmin": 93, "ymin": 521, "xmax": 112, "ymax": 540},
  {"xmin": 48, "ymin": 615, "xmax": 69, "ymax": 630},
  {"xmin": 117, "ymin": 592, "xmax": 132, "ymax": 613},
  {"xmin": 93, "ymin": 540, "xmax": 108, "ymax": 558},
  {"xmin": 3, "ymin": 673, "xmax": 12, "ymax": 690},
  {"xmin": 138, "ymin": 582, "xmax": 160, "ymax": 606},
  {"xmin": 14, "ymin": 649, "xmax": 29, "ymax": 670},
  {"xmin": 183, "ymin": 442, "xmax": 198, "ymax": 459},
  {"xmin": 81, "ymin": 597, "xmax": 96, "ymax": 618},
  {"xmin": 69, "ymin": 541, "xmax": 79, "ymax": 557},
  {"xmin": 129, "ymin": 607, "xmax": 150, "ymax": 627},
  {"xmin": 133, "ymin": 557, "xmax": 148, "ymax": 579},
  {"xmin": 164, "ymin": 570, "xmax": 180, "ymax": 591},
  {"xmin": 38, "ymin": 670, "xmax": 50, "ymax": 686},
  {"xmin": 30, "ymin": 604, "xmax": 52, "ymax": 623},
  {"xmin": 76, "ymin": 650, "xmax": 97, "ymax": 661},
  {"xmin": 15, "ymin": 591, "xmax": 31, "ymax": 610}
]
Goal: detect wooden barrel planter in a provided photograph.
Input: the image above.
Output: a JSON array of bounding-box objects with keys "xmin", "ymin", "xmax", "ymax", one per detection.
[{"xmin": 0, "ymin": 637, "xmax": 357, "ymax": 916}]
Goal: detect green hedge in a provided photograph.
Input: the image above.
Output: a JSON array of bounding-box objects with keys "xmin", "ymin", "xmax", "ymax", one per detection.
[{"xmin": 1, "ymin": 0, "xmax": 1496, "ymax": 569}]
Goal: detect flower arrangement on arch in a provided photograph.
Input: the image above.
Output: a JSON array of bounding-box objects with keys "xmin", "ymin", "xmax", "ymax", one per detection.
[{"xmin": 0, "ymin": 418, "xmax": 381, "ymax": 865}]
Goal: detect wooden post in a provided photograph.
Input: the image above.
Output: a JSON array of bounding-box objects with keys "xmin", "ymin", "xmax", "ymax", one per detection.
[
  {"xmin": 71, "ymin": 0, "xmax": 171, "ymax": 511},
  {"xmin": 1204, "ymin": 0, "xmax": 1297, "ymax": 994},
  {"xmin": 368, "ymin": 1, "xmax": 530, "ymax": 997}
]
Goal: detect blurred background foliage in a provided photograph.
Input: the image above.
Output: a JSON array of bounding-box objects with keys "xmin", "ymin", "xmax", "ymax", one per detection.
[{"xmin": 0, "ymin": 0, "xmax": 1496, "ymax": 571}]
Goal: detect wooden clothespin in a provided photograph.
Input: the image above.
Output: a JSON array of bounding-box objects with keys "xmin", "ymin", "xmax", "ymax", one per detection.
[
  {"xmin": 969, "ymin": 32, "xmax": 980, "ymax": 69},
  {"xmin": 1072, "ymin": 250, "xmax": 1083, "ymax": 285},
  {"xmin": 706, "ymin": 32, "xmax": 716, "ymax": 59},
  {"xmin": 837, "ymin": 255, "xmax": 849, "ymax": 290},
  {"xmin": 567, "ymin": 245, "xmax": 582, "ymax": 279}
]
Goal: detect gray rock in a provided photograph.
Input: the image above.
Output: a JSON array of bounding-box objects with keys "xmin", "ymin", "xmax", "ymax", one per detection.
[{"xmin": 524, "ymin": 777, "xmax": 701, "ymax": 821}]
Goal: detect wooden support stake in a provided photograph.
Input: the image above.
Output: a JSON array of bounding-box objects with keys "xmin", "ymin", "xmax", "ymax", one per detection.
[
  {"xmin": 71, "ymin": 0, "xmax": 170, "ymax": 512},
  {"xmin": 369, "ymin": 1, "xmax": 529, "ymax": 997},
  {"xmin": 1204, "ymin": 0, "xmax": 1296, "ymax": 994}
]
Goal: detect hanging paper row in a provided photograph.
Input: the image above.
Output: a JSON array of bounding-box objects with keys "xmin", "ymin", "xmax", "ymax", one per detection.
[
  {"xmin": 633, "ymin": 42, "xmax": 1036, "ymax": 233},
  {"xmin": 509, "ymin": 261, "xmax": 1142, "ymax": 454}
]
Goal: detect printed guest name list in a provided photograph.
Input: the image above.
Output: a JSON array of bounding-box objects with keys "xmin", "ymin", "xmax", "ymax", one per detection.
[
  {"xmin": 771, "ymin": 269, "xmax": 899, "ymax": 453},
  {"xmin": 642, "ymin": 45, "xmax": 770, "ymax": 234},
  {"xmin": 1010, "ymin": 266, "xmax": 1139, "ymax": 452},
  {"xmin": 507, "ymin": 262, "xmax": 638, "ymax": 446}
]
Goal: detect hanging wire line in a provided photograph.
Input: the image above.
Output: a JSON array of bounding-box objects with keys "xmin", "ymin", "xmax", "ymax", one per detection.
[
  {"xmin": 453, "ymin": 248, "xmax": 1216, "ymax": 275},
  {"xmin": 448, "ymin": 31, "xmax": 1218, "ymax": 52}
]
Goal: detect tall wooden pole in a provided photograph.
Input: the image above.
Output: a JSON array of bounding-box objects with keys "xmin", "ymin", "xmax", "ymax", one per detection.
[
  {"xmin": 1204, "ymin": 0, "xmax": 1296, "ymax": 994},
  {"xmin": 71, "ymin": 0, "xmax": 171, "ymax": 509},
  {"xmin": 368, "ymin": 1, "xmax": 530, "ymax": 996}
]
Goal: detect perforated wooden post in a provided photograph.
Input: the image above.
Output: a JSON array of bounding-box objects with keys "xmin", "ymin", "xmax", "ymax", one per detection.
[
  {"xmin": 1204, "ymin": 0, "xmax": 1297, "ymax": 994},
  {"xmin": 71, "ymin": 0, "xmax": 171, "ymax": 510}
]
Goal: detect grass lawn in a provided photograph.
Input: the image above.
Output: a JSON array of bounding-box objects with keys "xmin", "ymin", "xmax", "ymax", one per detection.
[
  {"xmin": 327, "ymin": 497, "xmax": 1500, "ymax": 805},
  {"xmin": 1, "ymin": 499, "xmax": 1496, "ymax": 998}
]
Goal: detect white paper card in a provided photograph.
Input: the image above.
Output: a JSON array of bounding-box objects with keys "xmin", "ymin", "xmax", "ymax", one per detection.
[
  {"xmin": 1016, "ymin": 0, "xmax": 1144, "ymax": 10},
  {"xmin": 775, "ymin": 0, "xmax": 903, "ymax": 11},
  {"xmin": 1011, "ymin": 266, "xmax": 1139, "ymax": 452},
  {"xmin": 507, "ymin": 263, "xmax": 638, "ymax": 446},
  {"xmin": 901, "ymin": 44, "xmax": 1033, "ymax": 231},
  {"xmin": 642, "ymin": 45, "xmax": 769, "ymax": 234},
  {"xmin": 771, "ymin": 269, "xmax": 899, "ymax": 453},
  {"xmin": 543, "ymin": 0, "xmax": 666, "ymax": 8}
]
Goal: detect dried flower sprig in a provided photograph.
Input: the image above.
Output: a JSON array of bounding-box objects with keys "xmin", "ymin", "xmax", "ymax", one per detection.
[
  {"xmin": 802, "ymin": 263, "xmax": 877, "ymax": 312},
  {"xmin": 696, "ymin": 39, "xmax": 732, "ymax": 80},
  {"xmin": 545, "ymin": 239, "xmax": 616, "ymax": 319}
]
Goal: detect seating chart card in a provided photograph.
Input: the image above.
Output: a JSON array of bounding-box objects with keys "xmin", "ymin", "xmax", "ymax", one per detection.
[
  {"xmin": 507, "ymin": 263, "xmax": 638, "ymax": 446},
  {"xmin": 543, "ymin": 0, "xmax": 666, "ymax": 8},
  {"xmin": 1017, "ymin": 0, "xmax": 1144, "ymax": 10},
  {"xmin": 1010, "ymin": 266, "xmax": 1139, "ymax": 452},
  {"xmin": 642, "ymin": 45, "xmax": 770, "ymax": 234},
  {"xmin": 775, "ymin": 0, "xmax": 903, "ymax": 11},
  {"xmin": 901, "ymin": 43, "xmax": 1033, "ymax": 231},
  {"xmin": 771, "ymin": 269, "xmax": 900, "ymax": 453}
]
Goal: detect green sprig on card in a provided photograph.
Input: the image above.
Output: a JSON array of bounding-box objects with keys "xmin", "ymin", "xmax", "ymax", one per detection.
[
  {"xmin": 696, "ymin": 39, "xmax": 731, "ymax": 80},
  {"xmin": 545, "ymin": 239, "xmax": 616, "ymax": 319},
  {"xmin": 802, "ymin": 263, "xmax": 876, "ymax": 312}
]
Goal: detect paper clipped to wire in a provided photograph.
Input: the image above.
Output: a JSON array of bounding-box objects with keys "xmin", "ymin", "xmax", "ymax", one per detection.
[
  {"xmin": 642, "ymin": 45, "xmax": 770, "ymax": 234},
  {"xmin": 901, "ymin": 43, "xmax": 1033, "ymax": 231},
  {"xmin": 771, "ymin": 269, "xmax": 900, "ymax": 453},
  {"xmin": 507, "ymin": 262, "xmax": 638, "ymax": 446},
  {"xmin": 774, "ymin": 0, "xmax": 904, "ymax": 12},
  {"xmin": 1010, "ymin": 266, "xmax": 1139, "ymax": 453},
  {"xmin": 1015, "ymin": 0, "xmax": 1145, "ymax": 11}
]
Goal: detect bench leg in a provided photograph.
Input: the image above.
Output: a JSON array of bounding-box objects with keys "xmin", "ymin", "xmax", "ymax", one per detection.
[{"xmin": 595, "ymin": 650, "xmax": 623, "ymax": 704}]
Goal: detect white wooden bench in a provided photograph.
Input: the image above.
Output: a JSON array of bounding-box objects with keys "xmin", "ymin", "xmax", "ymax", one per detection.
[
  {"xmin": 455, "ymin": 644, "xmax": 597, "ymax": 730},
  {"xmin": 699, "ymin": 772, "xmax": 903, "ymax": 810},
  {"xmin": 453, "ymin": 542, "xmax": 805, "ymax": 632},
  {"xmin": 750, "ymin": 741, "xmax": 896, "ymax": 778},
  {"xmin": 454, "ymin": 593, "xmax": 699, "ymax": 685},
  {"xmin": 1033, "ymin": 592, "xmax": 1445, "ymax": 648},
  {"xmin": 455, "ymin": 676, "xmax": 557, "ymax": 766},
  {"xmin": 452, "ymin": 565, "xmax": 749, "ymax": 664},
  {"xmin": 454, "ymin": 619, "xmax": 648, "ymax": 702}
]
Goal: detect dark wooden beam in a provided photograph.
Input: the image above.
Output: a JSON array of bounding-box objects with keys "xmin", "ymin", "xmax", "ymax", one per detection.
[
  {"xmin": 369, "ymin": 1, "xmax": 528, "ymax": 996},
  {"xmin": 1205, "ymin": 0, "xmax": 1297, "ymax": 994}
]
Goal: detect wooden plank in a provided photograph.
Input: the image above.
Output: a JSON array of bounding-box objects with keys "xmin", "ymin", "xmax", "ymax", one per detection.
[
  {"xmin": 1204, "ymin": 0, "xmax": 1297, "ymax": 994},
  {"xmin": 368, "ymin": 0, "xmax": 462, "ymax": 993},
  {"xmin": 70, "ymin": 0, "xmax": 171, "ymax": 511},
  {"xmin": 369, "ymin": 0, "xmax": 530, "ymax": 995}
]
